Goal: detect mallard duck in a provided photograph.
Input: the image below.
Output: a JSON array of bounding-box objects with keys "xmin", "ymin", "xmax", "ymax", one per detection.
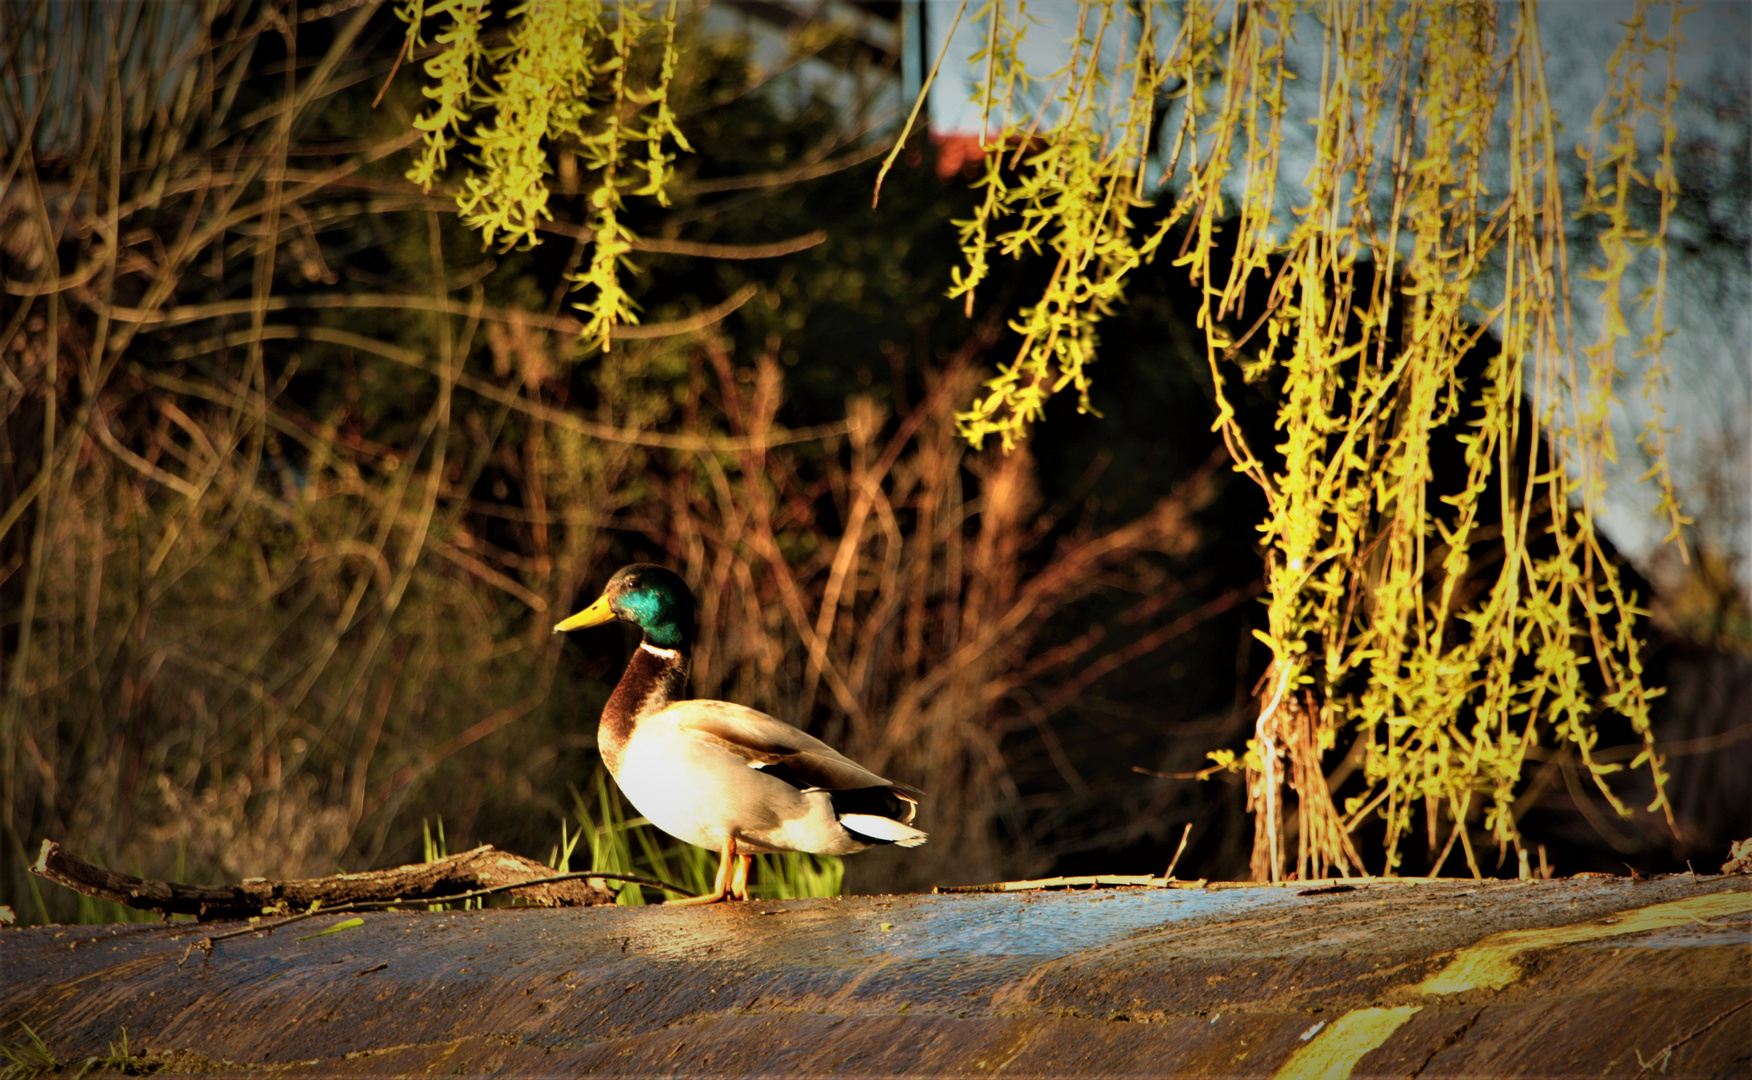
[{"xmin": 553, "ymin": 564, "xmax": 926, "ymax": 904}]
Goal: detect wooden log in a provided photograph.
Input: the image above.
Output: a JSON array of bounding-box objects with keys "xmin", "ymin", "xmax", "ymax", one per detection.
[
  {"xmin": 30, "ymin": 839, "xmax": 615, "ymax": 921},
  {"xmin": 3, "ymin": 874, "xmax": 1748, "ymax": 1078}
]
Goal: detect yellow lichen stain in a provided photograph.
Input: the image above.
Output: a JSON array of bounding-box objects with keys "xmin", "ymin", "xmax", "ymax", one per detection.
[
  {"xmin": 1272, "ymin": 1006, "xmax": 1422, "ymax": 1080},
  {"xmin": 1415, "ymin": 891, "xmax": 1752, "ymax": 995}
]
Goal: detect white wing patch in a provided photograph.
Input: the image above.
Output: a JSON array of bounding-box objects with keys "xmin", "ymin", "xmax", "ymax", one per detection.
[{"xmin": 839, "ymin": 813, "xmax": 928, "ymax": 848}]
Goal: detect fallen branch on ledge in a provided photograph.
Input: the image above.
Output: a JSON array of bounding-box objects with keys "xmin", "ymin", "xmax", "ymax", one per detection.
[
  {"xmin": 31, "ymin": 839, "xmax": 628, "ymax": 921},
  {"xmin": 934, "ymin": 874, "xmax": 1204, "ymax": 894},
  {"xmin": 929, "ymin": 873, "xmax": 1547, "ymax": 894}
]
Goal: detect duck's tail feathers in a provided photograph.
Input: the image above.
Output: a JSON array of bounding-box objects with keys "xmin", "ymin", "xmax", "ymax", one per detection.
[{"xmin": 838, "ymin": 813, "xmax": 929, "ymax": 848}]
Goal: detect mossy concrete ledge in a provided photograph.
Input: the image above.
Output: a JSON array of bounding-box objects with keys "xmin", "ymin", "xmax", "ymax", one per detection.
[{"xmin": 2, "ymin": 875, "xmax": 1748, "ymax": 1077}]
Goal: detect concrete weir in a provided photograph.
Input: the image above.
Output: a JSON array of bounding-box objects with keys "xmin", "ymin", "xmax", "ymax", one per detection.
[{"xmin": 3, "ymin": 874, "xmax": 1748, "ymax": 1077}]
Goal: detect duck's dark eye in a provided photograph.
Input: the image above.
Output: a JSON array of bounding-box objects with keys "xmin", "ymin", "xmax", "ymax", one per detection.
[{"xmin": 625, "ymin": 577, "xmax": 642, "ymax": 590}]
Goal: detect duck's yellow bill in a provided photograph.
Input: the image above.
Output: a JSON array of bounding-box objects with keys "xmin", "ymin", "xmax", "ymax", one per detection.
[{"xmin": 552, "ymin": 594, "xmax": 615, "ymax": 634}]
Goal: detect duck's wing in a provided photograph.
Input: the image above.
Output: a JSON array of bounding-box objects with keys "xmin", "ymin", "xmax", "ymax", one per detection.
[{"xmin": 663, "ymin": 700, "xmax": 922, "ymax": 799}]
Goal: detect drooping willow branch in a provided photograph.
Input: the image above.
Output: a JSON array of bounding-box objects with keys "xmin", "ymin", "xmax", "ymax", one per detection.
[
  {"xmin": 398, "ymin": 0, "xmax": 692, "ymax": 348},
  {"xmin": 934, "ymin": 0, "xmax": 1687, "ymax": 879}
]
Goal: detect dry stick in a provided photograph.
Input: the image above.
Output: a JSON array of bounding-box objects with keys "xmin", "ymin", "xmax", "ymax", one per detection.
[
  {"xmin": 1020, "ymin": 580, "xmax": 1261, "ymax": 734},
  {"xmin": 319, "ymin": 211, "xmax": 460, "ymax": 782},
  {"xmin": 938, "ymin": 872, "xmax": 1494, "ymax": 895},
  {"xmin": 883, "ymin": 461, "xmax": 1219, "ymax": 748},
  {"xmin": 33, "ymin": 839, "xmax": 693, "ymax": 926},
  {"xmin": 871, "ymin": 0, "xmax": 969, "ymax": 207},
  {"xmin": 166, "ymin": 318, "xmax": 857, "ymax": 453},
  {"xmin": 95, "ymin": 5, "xmax": 390, "ymax": 373},
  {"xmin": 429, "ymin": 539, "xmax": 550, "ymax": 611},
  {"xmin": 799, "ymin": 399, "xmax": 907, "ymax": 712},
  {"xmin": 683, "ymin": 140, "xmax": 891, "ymax": 195},
  {"xmin": 280, "ymin": 336, "xmax": 428, "ymax": 714},
  {"xmin": 570, "ymin": 228, "xmax": 828, "ymax": 260},
  {"xmin": 371, "ymin": 30, "xmax": 409, "ymax": 109},
  {"xmin": 1164, "ymin": 822, "xmax": 1194, "ymax": 881},
  {"xmin": 1, "ymin": 143, "xmax": 71, "ymax": 834},
  {"xmin": 1633, "ymin": 996, "xmax": 1752, "ymax": 1076},
  {"xmin": 610, "ymin": 284, "xmax": 764, "ymax": 341},
  {"xmin": 936, "ymin": 875, "xmax": 1162, "ymax": 894},
  {"xmin": 178, "ymin": 866, "xmax": 694, "ymax": 964},
  {"xmin": 95, "ymin": 291, "xmax": 588, "ymax": 337},
  {"xmin": 820, "ymin": 377, "xmax": 954, "ymax": 708},
  {"xmin": 364, "ymin": 693, "xmax": 545, "ymax": 821}
]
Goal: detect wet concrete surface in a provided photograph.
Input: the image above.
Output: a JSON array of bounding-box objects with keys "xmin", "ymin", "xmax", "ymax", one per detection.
[{"xmin": 2, "ymin": 874, "xmax": 1748, "ymax": 1077}]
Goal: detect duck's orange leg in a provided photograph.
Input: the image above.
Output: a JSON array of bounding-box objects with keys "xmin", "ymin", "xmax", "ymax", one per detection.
[
  {"xmin": 666, "ymin": 836, "xmax": 736, "ymax": 905},
  {"xmin": 729, "ymin": 852, "xmax": 752, "ymax": 901}
]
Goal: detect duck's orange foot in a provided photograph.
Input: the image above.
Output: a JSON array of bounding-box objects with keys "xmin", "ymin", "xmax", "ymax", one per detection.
[{"xmin": 665, "ymin": 837, "xmax": 742, "ymax": 905}]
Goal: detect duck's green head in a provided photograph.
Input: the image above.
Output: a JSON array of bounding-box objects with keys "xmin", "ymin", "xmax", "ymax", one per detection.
[{"xmin": 552, "ymin": 564, "xmax": 695, "ymax": 649}]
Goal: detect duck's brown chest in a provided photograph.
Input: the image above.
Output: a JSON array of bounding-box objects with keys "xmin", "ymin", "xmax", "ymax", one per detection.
[{"xmin": 598, "ymin": 645, "xmax": 688, "ymax": 775}]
